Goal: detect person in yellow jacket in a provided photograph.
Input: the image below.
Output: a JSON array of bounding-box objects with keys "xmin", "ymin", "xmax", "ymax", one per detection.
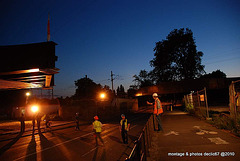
[
  {"xmin": 147, "ymin": 93, "xmax": 163, "ymax": 131},
  {"xmin": 92, "ymin": 116, "xmax": 104, "ymax": 146},
  {"xmin": 119, "ymin": 114, "xmax": 130, "ymax": 144}
]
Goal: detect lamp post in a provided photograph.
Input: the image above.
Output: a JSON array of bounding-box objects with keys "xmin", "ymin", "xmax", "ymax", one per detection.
[
  {"xmin": 96, "ymin": 92, "xmax": 107, "ymax": 115},
  {"xmin": 26, "ymin": 92, "xmax": 31, "ymax": 104}
]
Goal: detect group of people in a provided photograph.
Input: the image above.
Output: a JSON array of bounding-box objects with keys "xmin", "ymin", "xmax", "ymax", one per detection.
[
  {"xmin": 91, "ymin": 114, "xmax": 130, "ymax": 146},
  {"xmin": 74, "ymin": 113, "xmax": 131, "ymax": 146},
  {"xmin": 87, "ymin": 92, "xmax": 163, "ymax": 146},
  {"xmin": 22, "ymin": 92, "xmax": 163, "ymax": 146},
  {"xmin": 31, "ymin": 114, "xmax": 52, "ymax": 132}
]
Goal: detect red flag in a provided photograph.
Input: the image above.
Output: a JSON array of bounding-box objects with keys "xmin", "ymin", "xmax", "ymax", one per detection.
[{"xmin": 47, "ymin": 13, "xmax": 50, "ymax": 41}]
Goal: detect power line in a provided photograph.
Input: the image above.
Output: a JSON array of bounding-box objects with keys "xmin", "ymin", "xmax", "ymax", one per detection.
[
  {"xmin": 203, "ymin": 47, "xmax": 240, "ymax": 60},
  {"xmin": 204, "ymin": 56, "xmax": 240, "ymax": 65}
]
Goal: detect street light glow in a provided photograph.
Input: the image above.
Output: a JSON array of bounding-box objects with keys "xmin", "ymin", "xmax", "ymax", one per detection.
[
  {"xmin": 100, "ymin": 93, "xmax": 105, "ymax": 99},
  {"xmin": 26, "ymin": 92, "xmax": 31, "ymax": 96},
  {"xmin": 31, "ymin": 105, "xmax": 39, "ymax": 113}
]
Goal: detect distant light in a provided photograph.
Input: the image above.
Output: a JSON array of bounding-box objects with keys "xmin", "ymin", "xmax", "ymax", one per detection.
[
  {"xmin": 26, "ymin": 92, "xmax": 31, "ymax": 96},
  {"xmin": 31, "ymin": 105, "xmax": 39, "ymax": 113},
  {"xmin": 135, "ymin": 93, "xmax": 143, "ymax": 96}
]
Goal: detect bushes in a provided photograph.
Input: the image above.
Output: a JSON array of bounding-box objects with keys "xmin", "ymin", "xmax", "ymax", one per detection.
[
  {"xmin": 185, "ymin": 103, "xmax": 195, "ymax": 115},
  {"xmin": 210, "ymin": 113, "xmax": 240, "ymax": 137}
]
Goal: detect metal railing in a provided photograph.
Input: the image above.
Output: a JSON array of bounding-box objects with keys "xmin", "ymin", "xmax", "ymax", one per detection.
[{"xmin": 126, "ymin": 115, "xmax": 154, "ymax": 161}]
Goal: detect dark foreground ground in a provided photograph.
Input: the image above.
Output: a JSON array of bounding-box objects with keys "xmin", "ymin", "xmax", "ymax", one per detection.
[
  {"xmin": 0, "ymin": 113, "xmax": 150, "ymax": 161},
  {"xmin": 148, "ymin": 110, "xmax": 240, "ymax": 161}
]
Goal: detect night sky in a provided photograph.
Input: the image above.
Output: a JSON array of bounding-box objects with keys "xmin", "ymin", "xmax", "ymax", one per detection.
[{"xmin": 0, "ymin": 0, "xmax": 240, "ymax": 97}]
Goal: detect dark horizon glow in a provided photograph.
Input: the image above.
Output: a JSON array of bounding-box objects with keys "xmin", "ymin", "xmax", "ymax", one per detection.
[{"xmin": 0, "ymin": 0, "xmax": 240, "ymax": 97}]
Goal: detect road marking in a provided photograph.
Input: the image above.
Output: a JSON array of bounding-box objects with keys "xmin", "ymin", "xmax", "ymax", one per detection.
[
  {"xmin": 13, "ymin": 132, "xmax": 94, "ymax": 161},
  {"xmin": 13, "ymin": 115, "xmax": 144, "ymax": 161},
  {"xmin": 81, "ymin": 141, "xmax": 108, "ymax": 157},
  {"xmin": 81, "ymin": 147, "xmax": 98, "ymax": 157},
  {"xmin": 14, "ymin": 123, "xmax": 139, "ymax": 160},
  {"xmin": 209, "ymin": 131, "xmax": 218, "ymax": 135},
  {"xmin": 164, "ymin": 131, "xmax": 179, "ymax": 136},
  {"xmin": 194, "ymin": 126, "xmax": 218, "ymax": 135},
  {"xmin": 81, "ymin": 125, "xmax": 138, "ymax": 157},
  {"xmin": 208, "ymin": 137, "xmax": 229, "ymax": 144}
]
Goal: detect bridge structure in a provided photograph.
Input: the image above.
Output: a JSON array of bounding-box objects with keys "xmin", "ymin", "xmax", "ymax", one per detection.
[{"xmin": 0, "ymin": 41, "xmax": 59, "ymax": 90}]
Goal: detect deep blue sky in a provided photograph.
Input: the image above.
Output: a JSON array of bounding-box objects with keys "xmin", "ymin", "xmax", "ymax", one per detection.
[{"xmin": 1, "ymin": 0, "xmax": 240, "ymax": 97}]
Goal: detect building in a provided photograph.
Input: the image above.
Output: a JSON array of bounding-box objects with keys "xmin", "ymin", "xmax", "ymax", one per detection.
[
  {"xmin": 136, "ymin": 77, "xmax": 240, "ymax": 107},
  {"xmin": 0, "ymin": 41, "xmax": 59, "ymax": 89}
]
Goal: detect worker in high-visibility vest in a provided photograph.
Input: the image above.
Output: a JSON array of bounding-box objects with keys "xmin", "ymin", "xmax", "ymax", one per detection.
[
  {"xmin": 92, "ymin": 116, "xmax": 104, "ymax": 146},
  {"xmin": 147, "ymin": 93, "xmax": 164, "ymax": 131},
  {"xmin": 119, "ymin": 114, "xmax": 130, "ymax": 144}
]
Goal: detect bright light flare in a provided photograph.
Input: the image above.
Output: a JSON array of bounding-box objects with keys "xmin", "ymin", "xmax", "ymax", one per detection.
[
  {"xmin": 31, "ymin": 105, "xmax": 39, "ymax": 113},
  {"xmin": 26, "ymin": 92, "xmax": 31, "ymax": 96},
  {"xmin": 100, "ymin": 93, "xmax": 106, "ymax": 99},
  {"xmin": 135, "ymin": 93, "xmax": 143, "ymax": 96}
]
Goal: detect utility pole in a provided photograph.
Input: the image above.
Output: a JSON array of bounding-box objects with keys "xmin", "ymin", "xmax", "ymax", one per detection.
[{"xmin": 111, "ymin": 71, "xmax": 114, "ymax": 91}]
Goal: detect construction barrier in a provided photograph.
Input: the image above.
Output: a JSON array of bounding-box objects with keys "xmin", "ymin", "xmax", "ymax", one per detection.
[{"xmin": 126, "ymin": 115, "xmax": 154, "ymax": 161}]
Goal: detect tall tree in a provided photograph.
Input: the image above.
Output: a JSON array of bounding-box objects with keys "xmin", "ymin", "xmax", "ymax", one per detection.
[
  {"xmin": 150, "ymin": 28, "xmax": 205, "ymax": 83},
  {"xmin": 133, "ymin": 70, "xmax": 154, "ymax": 88},
  {"xmin": 74, "ymin": 76, "xmax": 102, "ymax": 99},
  {"xmin": 117, "ymin": 84, "xmax": 126, "ymax": 97}
]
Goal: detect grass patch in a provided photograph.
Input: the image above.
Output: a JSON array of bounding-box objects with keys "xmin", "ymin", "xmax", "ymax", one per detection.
[{"xmin": 209, "ymin": 113, "xmax": 240, "ymax": 137}]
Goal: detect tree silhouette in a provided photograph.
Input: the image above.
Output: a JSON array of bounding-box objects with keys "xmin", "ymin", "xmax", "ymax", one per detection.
[
  {"xmin": 200, "ymin": 69, "xmax": 226, "ymax": 78},
  {"xmin": 133, "ymin": 70, "xmax": 154, "ymax": 88},
  {"xmin": 74, "ymin": 76, "xmax": 102, "ymax": 99},
  {"xmin": 117, "ymin": 84, "xmax": 126, "ymax": 98},
  {"xmin": 150, "ymin": 28, "xmax": 205, "ymax": 83}
]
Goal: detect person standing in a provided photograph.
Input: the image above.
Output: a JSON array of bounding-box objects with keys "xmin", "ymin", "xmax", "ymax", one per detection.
[
  {"xmin": 36, "ymin": 113, "xmax": 41, "ymax": 133},
  {"xmin": 119, "ymin": 114, "xmax": 130, "ymax": 144},
  {"xmin": 92, "ymin": 116, "xmax": 104, "ymax": 146},
  {"xmin": 75, "ymin": 113, "xmax": 80, "ymax": 131},
  {"xmin": 45, "ymin": 114, "xmax": 52, "ymax": 131},
  {"xmin": 20, "ymin": 113, "xmax": 25, "ymax": 133},
  {"xmin": 32, "ymin": 116, "xmax": 36, "ymax": 133},
  {"xmin": 147, "ymin": 93, "xmax": 164, "ymax": 131}
]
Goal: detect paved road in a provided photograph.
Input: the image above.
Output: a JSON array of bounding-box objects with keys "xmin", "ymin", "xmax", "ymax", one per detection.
[
  {"xmin": 148, "ymin": 111, "xmax": 240, "ymax": 161},
  {"xmin": 0, "ymin": 113, "xmax": 150, "ymax": 161}
]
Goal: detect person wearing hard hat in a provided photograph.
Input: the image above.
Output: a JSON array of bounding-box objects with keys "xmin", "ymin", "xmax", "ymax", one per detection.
[
  {"xmin": 119, "ymin": 114, "xmax": 130, "ymax": 144},
  {"xmin": 147, "ymin": 93, "xmax": 163, "ymax": 131},
  {"xmin": 92, "ymin": 116, "xmax": 104, "ymax": 146}
]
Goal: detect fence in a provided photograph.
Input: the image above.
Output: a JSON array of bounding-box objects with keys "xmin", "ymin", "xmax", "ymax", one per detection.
[
  {"xmin": 126, "ymin": 115, "xmax": 154, "ymax": 161},
  {"xmin": 229, "ymin": 80, "xmax": 240, "ymax": 121},
  {"xmin": 184, "ymin": 87, "xmax": 209, "ymax": 119}
]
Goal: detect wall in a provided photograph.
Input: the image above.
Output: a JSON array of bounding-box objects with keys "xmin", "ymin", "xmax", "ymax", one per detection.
[{"xmin": 59, "ymin": 98, "xmax": 138, "ymax": 121}]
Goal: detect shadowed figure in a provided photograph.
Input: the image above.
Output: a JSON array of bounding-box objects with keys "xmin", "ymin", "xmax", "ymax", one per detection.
[
  {"xmin": 99, "ymin": 148, "xmax": 106, "ymax": 161},
  {"xmin": 0, "ymin": 132, "xmax": 23, "ymax": 156},
  {"xmin": 92, "ymin": 147, "xmax": 98, "ymax": 161},
  {"xmin": 108, "ymin": 135, "xmax": 122, "ymax": 144},
  {"xmin": 25, "ymin": 135, "xmax": 37, "ymax": 161},
  {"xmin": 38, "ymin": 129, "xmax": 68, "ymax": 160},
  {"xmin": 20, "ymin": 113, "xmax": 25, "ymax": 133}
]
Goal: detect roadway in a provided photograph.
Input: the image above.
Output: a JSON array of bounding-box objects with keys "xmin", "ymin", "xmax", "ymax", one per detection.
[{"xmin": 0, "ymin": 113, "xmax": 150, "ymax": 161}]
